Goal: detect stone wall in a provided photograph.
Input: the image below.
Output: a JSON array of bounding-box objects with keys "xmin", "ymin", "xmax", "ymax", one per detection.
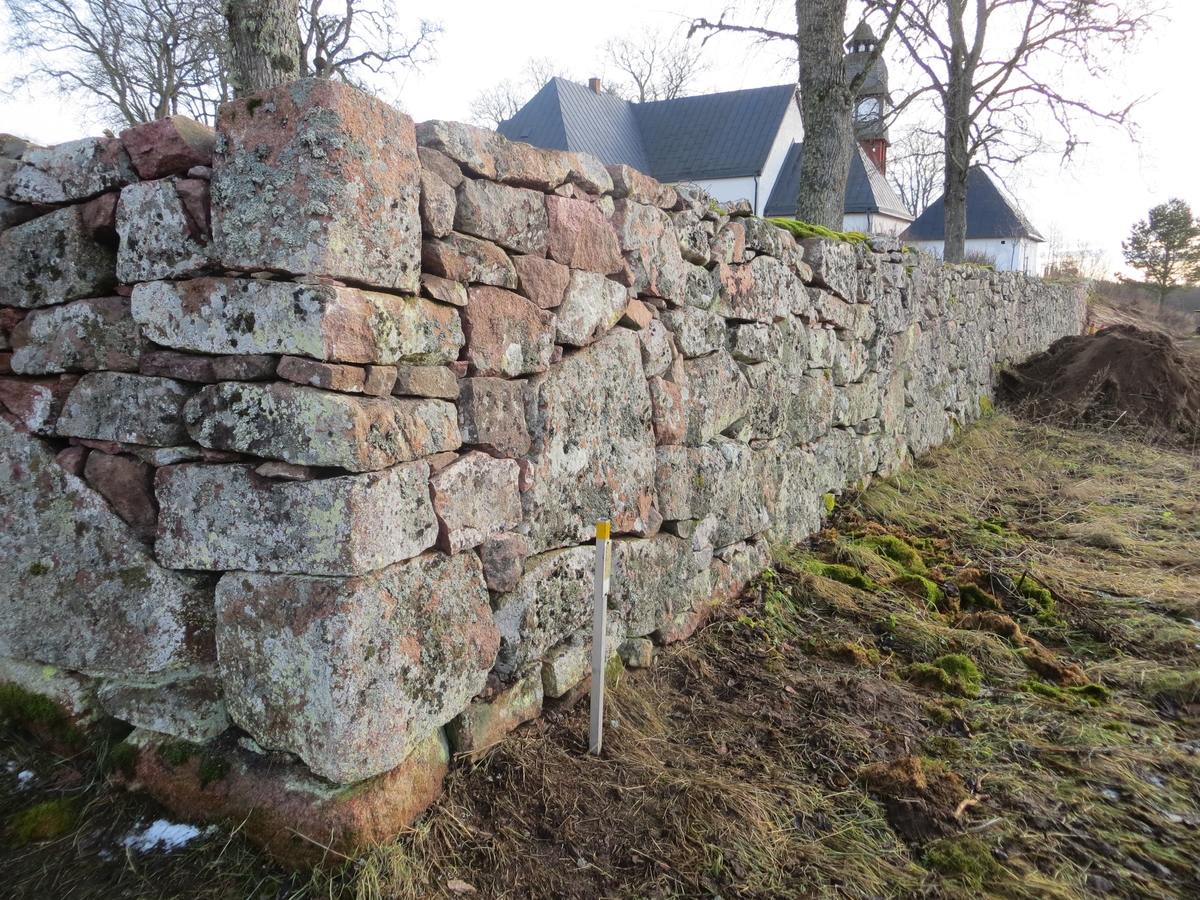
[{"xmin": 0, "ymin": 79, "xmax": 1087, "ymax": 865}]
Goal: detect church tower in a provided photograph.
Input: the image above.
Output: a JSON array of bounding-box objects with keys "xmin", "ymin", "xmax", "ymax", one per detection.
[{"xmin": 844, "ymin": 23, "xmax": 890, "ymax": 174}]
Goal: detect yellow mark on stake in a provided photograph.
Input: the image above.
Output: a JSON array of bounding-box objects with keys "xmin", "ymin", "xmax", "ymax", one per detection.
[{"xmin": 595, "ymin": 521, "xmax": 610, "ymax": 540}]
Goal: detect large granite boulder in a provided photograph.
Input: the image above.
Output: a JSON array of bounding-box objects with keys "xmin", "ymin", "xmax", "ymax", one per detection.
[
  {"xmin": 216, "ymin": 551, "xmax": 498, "ymax": 783},
  {"xmin": 132, "ymin": 278, "xmax": 462, "ymax": 366},
  {"xmin": 185, "ymin": 383, "xmax": 460, "ymax": 472},
  {"xmin": 156, "ymin": 461, "xmax": 438, "ymax": 575},
  {"xmin": 0, "ymin": 417, "xmax": 214, "ymax": 678},
  {"xmin": 56, "ymin": 372, "xmax": 197, "ymax": 446},
  {"xmin": 212, "ymin": 79, "xmax": 421, "ymax": 291},
  {"xmin": 0, "ymin": 206, "xmax": 117, "ymax": 309},
  {"xmin": 9, "ymin": 296, "xmax": 143, "ymax": 374},
  {"xmin": 6, "ymin": 137, "xmax": 136, "ymax": 204},
  {"xmin": 522, "ymin": 328, "xmax": 658, "ymax": 551}
]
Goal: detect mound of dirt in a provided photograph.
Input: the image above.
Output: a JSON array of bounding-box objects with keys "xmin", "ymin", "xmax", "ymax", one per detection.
[{"xmin": 1000, "ymin": 324, "xmax": 1200, "ymax": 443}]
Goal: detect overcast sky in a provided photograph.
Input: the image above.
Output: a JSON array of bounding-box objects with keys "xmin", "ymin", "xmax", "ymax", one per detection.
[{"xmin": 1, "ymin": 0, "xmax": 1195, "ymax": 278}]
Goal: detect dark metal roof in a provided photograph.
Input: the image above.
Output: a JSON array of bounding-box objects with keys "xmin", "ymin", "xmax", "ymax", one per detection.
[
  {"xmin": 902, "ymin": 166, "xmax": 1045, "ymax": 241},
  {"xmin": 632, "ymin": 84, "xmax": 799, "ymax": 182},
  {"xmin": 497, "ymin": 78, "xmax": 649, "ymax": 172},
  {"xmin": 763, "ymin": 142, "xmax": 913, "ymax": 221},
  {"xmin": 499, "ymin": 78, "xmax": 796, "ymax": 183}
]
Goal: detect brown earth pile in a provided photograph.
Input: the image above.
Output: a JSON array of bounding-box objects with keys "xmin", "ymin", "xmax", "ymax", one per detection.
[{"xmin": 1000, "ymin": 324, "xmax": 1200, "ymax": 443}]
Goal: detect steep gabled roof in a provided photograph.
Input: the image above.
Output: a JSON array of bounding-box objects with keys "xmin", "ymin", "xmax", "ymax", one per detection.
[
  {"xmin": 633, "ymin": 84, "xmax": 798, "ymax": 182},
  {"xmin": 903, "ymin": 166, "xmax": 1045, "ymax": 241},
  {"xmin": 498, "ymin": 79, "xmax": 797, "ymax": 184},
  {"xmin": 497, "ymin": 78, "xmax": 649, "ymax": 172},
  {"xmin": 763, "ymin": 142, "xmax": 913, "ymax": 221}
]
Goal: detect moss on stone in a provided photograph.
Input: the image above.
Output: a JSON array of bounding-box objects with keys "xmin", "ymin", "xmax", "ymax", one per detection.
[
  {"xmin": 823, "ymin": 493, "xmax": 836, "ymax": 515},
  {"xmin": 766, "ymin": 217, "xmax": 870, "ymax": 245}
]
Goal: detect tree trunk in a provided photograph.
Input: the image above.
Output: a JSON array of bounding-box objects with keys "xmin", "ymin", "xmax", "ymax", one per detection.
[
  {"xmin": 941, "ymin": 0, "xmax": 972, "ymax": 264},
  {"xmin": 223, "ymin": 0, "xmax": 302, "ymax": 97},
  {"xmin": 794, "ymin": 0, "xmax": 855, "ymax": 230},
  {"xmin": 942, "ymin": 89, "xmax": 971, "ymax": 264}
]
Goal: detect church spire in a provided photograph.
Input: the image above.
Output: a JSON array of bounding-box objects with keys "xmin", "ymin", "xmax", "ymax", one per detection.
[{"xmin": 844, "ymin": 23, "xmax": 890, "ymax": 174}]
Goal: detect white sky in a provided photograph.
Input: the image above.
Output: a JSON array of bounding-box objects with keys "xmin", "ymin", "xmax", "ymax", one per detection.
[{"xmin": 1, "ymin": 0, "xmax": 1196, "ymax": 277}]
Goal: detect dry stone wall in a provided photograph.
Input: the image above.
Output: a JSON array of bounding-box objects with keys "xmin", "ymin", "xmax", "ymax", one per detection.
[{"xmin": 0, "ymin": 78, "xmax": 1087, "ymax": 865}]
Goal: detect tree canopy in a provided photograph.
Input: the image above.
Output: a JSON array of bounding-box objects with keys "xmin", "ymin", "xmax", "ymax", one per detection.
[{"xmin": 1122, "ymin": 199, "xmax": 1200, "ymax": 301}]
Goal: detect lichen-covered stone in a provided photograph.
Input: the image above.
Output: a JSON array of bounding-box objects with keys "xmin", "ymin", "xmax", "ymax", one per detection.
[
  {"xmin": 801, "ymin": 237, "xmax": 858, "ymax": 300},
  {"xmin": 419, "ymin": 168, "xmax": 456, "ymax": 237},
  {"xmin": 132, "ymin": 278, "xmax": 462, "ymax": 365},
  {"xmin": 454, "ymin": 178, "xmax": 548, "ymax": 255},
  {"xmin": 522, "ymin": 329, "xmax": 657, "ymax": 551},
  {"xmin": 0, "ymin": 417, "xmax": 214, "ymax": 678},
  {"xmin": 213, "ymin": 79, "xmax": 420, "ymax": 291},
  {"xmin": 461, "ymin": 286, "xmax": 555, "ymax": 377},
  {"xmin": 10, "ymin": 296, "xmax": 142, "ymax": 374},
  {"xmin": 116, "ymin": 179, "xmax": 213, "ymax": 282},
  {"xmin": 156, "ymin": 461, "xmax": 437, "ymax": 575},
  {"xmin": 682, "ymin": 350, "xmax": 752, "ymax": 445},
  {"xmin": 555, "ymin": 271, "xmax": 626, "ymax": 347},
  {"xmin": 716, "ymin": 255, "xmax": 800, "ymax": 323},
  {"xmin": 541, "ymin": 637, "xmax": 590, "ymax": 698},
  {"xmin": 608, "ymin": 535, "xmax": 696, "ymax": 638},
  {"xmin": 98, "ymin": 671, "xmax": 230, "ymax": 743},
  {"xmin": 56, "ymin": 372, "xmax": 197, "ymax": 446},
  {"xmin": 457, "ymin": 377, "xmax": 530, "ymax": 457},
  {"xmin": 215, "ymin": 551, "xmax": 498, "ymax": 783},
  {"xmin": 421, "ymin": 273, "xmax": 468, "ymax": 307},
  {"xmin": 7, "ymin": 137, "xmax": 136, "ymax": 204},
  {"xmin": 611, "ymin": 199, "xmax": 688, "ymax": 304},
  {"xmin": 185, "ymin": 383, "xmax": 460, "ymax": 472},
  {"xmin": 0, "ymin": 376, "xmax": 78, "ymax": 435},
  {"xmin": 478, "ymin": 531, "xmax": 530, "ymax": 592},
  {"xmin": 422, "ymin": 233, "xmax": 518, "ymax": 288},
  {"xmin": 639, "ymin": 318, "xmax": 674, "ymax": 378},
  {"xmin": 491, "ymin": 544, "xmax": 594, "ymax": 680},
  {"xmin": 660, "ymin": 306, "xmax": 725, "ymax": 358},
  {"xmin": 0, "ymin": 206, "xmax": 117, "ymax": 309},
  {"xmin": 607, "ymin": 165, "xmax": 677, "ymax": 208},
  {"xmin": 430, "ymin": 451, "xmax": 521, "ymax": 554},
  {"xmin": 445, "ymin": 671, "xmax": 542, "ymax": 759}
]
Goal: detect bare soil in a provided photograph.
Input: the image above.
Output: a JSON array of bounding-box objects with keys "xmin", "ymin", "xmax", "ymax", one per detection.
[{"xmin": 999, "ymin": 324, "xmax": 1200, "ymax": 445}]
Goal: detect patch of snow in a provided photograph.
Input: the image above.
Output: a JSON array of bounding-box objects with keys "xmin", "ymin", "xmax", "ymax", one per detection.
[
  {"xmin": 123, "ymin": 819, "xmax": 204, "ymax": 853},
  {"xmin": 16, "ymin": 770, "xmax": 34, "ymax": 788}
]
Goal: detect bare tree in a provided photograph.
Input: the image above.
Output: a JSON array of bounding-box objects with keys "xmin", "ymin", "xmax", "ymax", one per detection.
[
  {"xmin": 467, "ymin": 57, "xmax": 573, "ymax": 129},
  {"xmin": 691, "ymin": 1, "xmax": 903, "ymax": 230},
  {"xmin": 875, "ymin": 0, "xmax": 1160, "ymax": 263},
  {"xmin": 3, "ymin": 0, "xmax": 231, "ymax": 126},
  {"xmin": 298, "ymin": 0, "xmax": 439, "ymax": 84},
  {"xmin": 602, "ymin": 29, "xmax": 707, "ymax": 103},
  {"xmin": 887, "ymin": 123, "xmax": 942, "ymax": 217}
]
